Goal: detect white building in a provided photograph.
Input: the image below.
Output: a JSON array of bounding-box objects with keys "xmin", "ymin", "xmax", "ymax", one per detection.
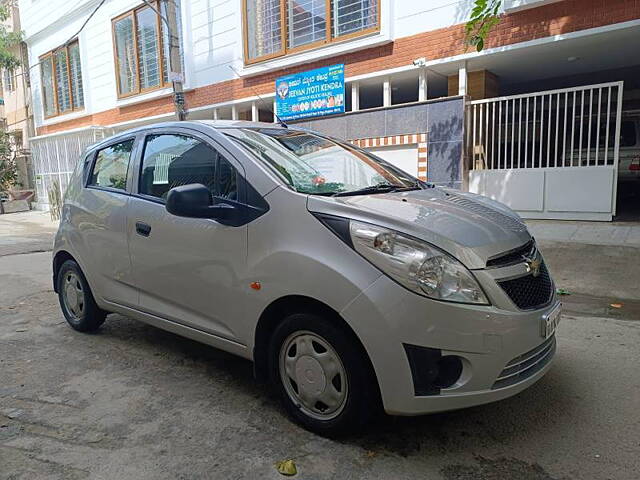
[{"xmin": 19, "ymin": 0, "xmax": 640, "ymax": 219}]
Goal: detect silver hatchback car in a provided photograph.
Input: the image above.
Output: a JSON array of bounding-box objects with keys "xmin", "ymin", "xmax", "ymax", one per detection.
[{"xmin": 53, "ymin": 120, "xmax": 561, "ymax": 435}]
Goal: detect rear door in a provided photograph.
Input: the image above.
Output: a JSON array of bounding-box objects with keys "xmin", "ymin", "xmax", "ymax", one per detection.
[
  {"xmin": 126, "ymin": 127, "xmax": 249, "ymax": 342},
  {"xmin": 77, "ymin": 137, "xmax": 138, "ymax": 307}
]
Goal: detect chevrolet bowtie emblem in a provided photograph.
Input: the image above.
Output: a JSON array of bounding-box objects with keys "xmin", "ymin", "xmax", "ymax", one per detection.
[{"xmin": 524, "ymin": 255, "xmax": 542, "ymax": 277}]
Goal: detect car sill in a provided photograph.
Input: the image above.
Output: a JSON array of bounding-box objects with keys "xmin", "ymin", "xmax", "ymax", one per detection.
[{"xmin": 101, "ymin": 300, "xmax": 251, "ymax": 359}]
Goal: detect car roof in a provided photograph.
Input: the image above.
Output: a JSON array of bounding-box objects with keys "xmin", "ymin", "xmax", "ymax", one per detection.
[{"xmin": 87, "ymin": 120, "xmax": 298, "ymax": 152}]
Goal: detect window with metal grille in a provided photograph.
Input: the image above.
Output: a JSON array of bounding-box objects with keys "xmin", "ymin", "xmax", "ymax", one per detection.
[
  {"xmin": 112, "ymin": 1, "xmax": 181, "ymax": 98},
  {"xmin": 244, "ymin": 0, "xmax": 379, "ymax": 64},
  {"xmin": 39, "ymin": 40, "xmax": 84, "ymax": 118}
]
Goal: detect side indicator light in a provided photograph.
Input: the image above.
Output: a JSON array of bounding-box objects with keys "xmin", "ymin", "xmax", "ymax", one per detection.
[{"xmin": 250, "ymin": 281, "xmax": 261, "ymax": 290}]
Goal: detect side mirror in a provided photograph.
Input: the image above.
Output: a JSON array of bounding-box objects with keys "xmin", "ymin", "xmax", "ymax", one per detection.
[{"xmin": 166, "ymin": 183, "xmax": 239, "ymax": 224}]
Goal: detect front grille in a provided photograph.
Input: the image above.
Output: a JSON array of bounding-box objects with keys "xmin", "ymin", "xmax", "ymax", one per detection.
[
  {"xmin": 492, "ymin": 335, "xmax": 556, "ymax": 389},
  {"xmin": 498, "ymin": 262, "xmax": 553, "ymax": 310},
  {"xmin": 445, "ymin": 194, "xmax": 527, "ymax": 233},
  {"xmin": 486, "ymin": 240, "xmax": 536, "ymax": 268}
]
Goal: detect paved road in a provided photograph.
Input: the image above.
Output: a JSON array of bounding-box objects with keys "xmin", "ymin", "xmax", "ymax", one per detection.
[
  {"xmin": 1, "ymin": 247, "xmax": 639, "ymax": 478},
  {"xmin": 0, "ymin": 211, "xmax": 58, "ymax": 257}
]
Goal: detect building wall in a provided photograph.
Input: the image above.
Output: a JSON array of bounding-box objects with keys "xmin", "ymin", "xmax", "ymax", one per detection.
[
  {"xmin": 22, "ymin": 0, "xmax": 639, "ymax": 136},
  {"xmin": 1, "ymin": 6, "xmax": 34, "ymax": 190}
]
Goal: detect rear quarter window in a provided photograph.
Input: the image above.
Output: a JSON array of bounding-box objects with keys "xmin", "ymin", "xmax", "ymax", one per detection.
[{"xmin": 88, "ymin": 139, "xmax": 134, "ymax": 190}]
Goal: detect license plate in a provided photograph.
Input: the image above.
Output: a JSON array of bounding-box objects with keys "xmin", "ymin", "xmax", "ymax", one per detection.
[{"xmin": 541, "ymin": 304, "xmax": 561, "ymax": 339}]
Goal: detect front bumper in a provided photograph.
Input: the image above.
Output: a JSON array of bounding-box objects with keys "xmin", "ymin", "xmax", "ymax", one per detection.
[{"xmin": 341, "ymin": 274, "xmax": 560, "ymax": 415}]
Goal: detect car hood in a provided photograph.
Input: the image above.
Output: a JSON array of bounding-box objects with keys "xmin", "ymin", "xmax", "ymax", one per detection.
[{"xmin": 307, "ymin": 187, "xmax": 532, "ymax": 269}]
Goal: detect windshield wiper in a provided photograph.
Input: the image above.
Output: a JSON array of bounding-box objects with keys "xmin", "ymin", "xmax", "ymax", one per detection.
[{"xmin": 332, "ymin": 183, "xmax": 419, "ymax": 197}]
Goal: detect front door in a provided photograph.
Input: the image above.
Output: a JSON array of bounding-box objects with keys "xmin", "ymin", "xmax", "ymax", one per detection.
[{"xmin": 127, "ymin": 130, "xmax": 248, "ymax": 342}]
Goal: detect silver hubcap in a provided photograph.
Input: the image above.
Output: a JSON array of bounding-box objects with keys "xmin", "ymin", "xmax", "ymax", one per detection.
[
  {"xmin": 63, "ymin": 272, "xmax": 85, "ymax": 319},
  {"xmin": 279, "ymin": 331, "xmax": 348, "ymax": 420}
]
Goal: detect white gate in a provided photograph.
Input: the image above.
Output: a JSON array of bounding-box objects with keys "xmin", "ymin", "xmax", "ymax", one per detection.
[
  {"xmin": 30, "ymin": 127, "xmax": 115, "ymax": 209},
  {"xmin": 467, "ymin": 81, "xmax": 624, "ymax": 221}
]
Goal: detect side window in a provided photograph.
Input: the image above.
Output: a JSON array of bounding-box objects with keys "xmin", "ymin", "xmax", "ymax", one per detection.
[
  {"xmin": 139, "ymin": 134, "xmax": 238, "ymax": 201},
  {"xmin": 88, "ymin": 139, "xmax": 134, "ymax": 190}
]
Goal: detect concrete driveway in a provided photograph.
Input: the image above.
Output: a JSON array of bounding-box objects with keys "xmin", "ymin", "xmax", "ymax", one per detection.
[{"xmin": 1, "ymin": 212, "xmax": 639, "ymax": 479}]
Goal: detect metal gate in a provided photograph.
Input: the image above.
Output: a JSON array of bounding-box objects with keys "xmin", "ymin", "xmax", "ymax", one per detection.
[
  {"xmin": 30, "ymin": 127, "xmax": 115, "ymax": 209},
  {"xmin": 467, "ymin": 81, "xmax": 624, "ymax": 221}
]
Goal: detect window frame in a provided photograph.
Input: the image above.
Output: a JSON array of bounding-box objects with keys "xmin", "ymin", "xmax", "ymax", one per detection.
[
  {"xmin": 111, "ymin": 1, "xmax": 171, "ymax": 100},
  {"xmin": 86, "ymin": 137, "xmax": 137, "ymax": 194},
  {"xmin": 39, "ymin": 39, "xmax": 84, "ymax": 119},
  {"xmin": 242, "ymin": 0, "xmax": 381, "ymax": 65}
]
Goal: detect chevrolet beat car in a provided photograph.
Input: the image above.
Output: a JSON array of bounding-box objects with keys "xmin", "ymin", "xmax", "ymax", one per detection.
[{"xmin": 53, "ymin": 120, "xmax": 561, "ymax": 435}]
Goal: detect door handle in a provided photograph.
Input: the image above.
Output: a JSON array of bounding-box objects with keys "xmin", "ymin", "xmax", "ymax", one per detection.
[{"xmin": 135, "ymin": 222, "xmax": 151, "ymax": 237}]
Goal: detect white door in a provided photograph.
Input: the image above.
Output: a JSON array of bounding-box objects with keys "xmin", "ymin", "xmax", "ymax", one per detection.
[{"xmin": 368, "ymin": 145, "xmax": 418, "ymax": 177}]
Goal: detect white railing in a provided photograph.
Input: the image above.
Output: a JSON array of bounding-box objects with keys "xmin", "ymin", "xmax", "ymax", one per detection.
[
  {"xmin": 30, "ymin": 127, "xmax": 115, "ymax": 205},
  {"xmin": 467, "ymin": 81, "xmax": 624, "ymax": 171}
]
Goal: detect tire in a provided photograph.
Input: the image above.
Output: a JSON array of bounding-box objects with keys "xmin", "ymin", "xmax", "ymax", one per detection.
[
  {"xmin": 57, "ymin": 259, "xmax": 107, "ymax": 332},
  {"xmin": 268, "ymin": 312, "xmax": 380, "ymax": 436}
]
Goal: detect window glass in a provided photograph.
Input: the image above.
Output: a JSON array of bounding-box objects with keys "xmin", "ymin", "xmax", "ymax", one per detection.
[
  {"xmin": 332, "ymin": 0, "xmax": 377, "ymax": 37},
  {"xmin": 287, "ymin": 0, "xmax": 326, "ymax": 49},
  {"xmin": 136, "ymin": 7, "xmax": 161, "ymax": 89},
  {"xmin": 114, "ymin": 15, "xmax": 138, "ymax": 95},
  {"xmin": 69, "ymin": 42, "xmax": 84, "ymax": 109},
  {"xmin": 41, "ymin": 56, "xmax": 57, "ymax": 117},
  {"xmin": 3, "ymin": 69, "xmax": 14, "ymax": 92},
  {"xmin": 139, "ymin": 134, "xmax": 238, "ymax": 201},
  {"xmin": 224, "ymin": 128, "xmax": 416, "ymax": 195},
  {"xmin": 89, "ymin": 140, "xmax": 134, "ymax": 190},
  {"xmin": 246, "ymin": 0, "xmax": 282, "ymax": 60},
  {"xmin": 54, "ymin": 48, "xmax": 71, "ymax": 113}
]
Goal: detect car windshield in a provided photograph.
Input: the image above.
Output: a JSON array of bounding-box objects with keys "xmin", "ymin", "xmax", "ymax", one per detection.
[{"xmin": 223, "ymin": 128, "xmax": 421, "ymax": 196}]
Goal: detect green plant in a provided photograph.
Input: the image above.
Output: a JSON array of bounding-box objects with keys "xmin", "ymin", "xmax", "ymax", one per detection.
[
  {"xmin": 48, "ymin": 179, "xmax": 62, "ymax": 220},
  {"xmin": 0, "ymin": 1, "xmax": 23, "ymax": 72},
  {"xmin": 465, "ymin": 0, "xmax": 502, "ymax": 52},
  {"xmin": 0, "ymin": 130, "xmax": 17, "ymax": 193}
]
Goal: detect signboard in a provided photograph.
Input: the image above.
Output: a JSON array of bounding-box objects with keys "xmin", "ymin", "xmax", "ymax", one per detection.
[{"xmin": 275, "ymin": 64, "xmax": 345, "ymax": 121}]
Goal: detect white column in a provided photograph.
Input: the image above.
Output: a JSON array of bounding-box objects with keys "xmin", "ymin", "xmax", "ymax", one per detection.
[
  {"xmin": 273, "ymin": 99, "xmax": 278, "ymax": 122},
  {"xmin": 351, "ymin": 82, "xmax": 360, "ymax": 112},
  {"xmin": 251, "ymin": 101, "xmax": 259, "ymax": 122},
  {"xmin": 231, "ymin": 104, "xmax": 238, "ymax": 120},
  {"xmin": 383, "ymin": 77, "xmax": 391, "ymax": 107},
  {"xmin": 418, "ymin": 67, "xmax": 428, "ymax": 102},
  {"xmin": 458, "ymin": 62, "xmax": 468, "ymax": 97},
  {"xmin": 212, "ymin": 108, "xmax": 219, "ymax": 120}
]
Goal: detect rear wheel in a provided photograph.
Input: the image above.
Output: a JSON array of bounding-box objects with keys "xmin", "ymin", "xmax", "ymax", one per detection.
[
  {"xmin": 57, "ymin": 260, "xmax": 106, "ymax": 332},
  {"xmin": 269, "ymin": 312, "xmax": 379, "ymax": 436}
]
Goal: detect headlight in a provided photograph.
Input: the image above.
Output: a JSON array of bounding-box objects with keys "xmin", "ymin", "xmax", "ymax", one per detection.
[{"xmin": 350, "ymin": 221, "xmax": 489, "ymax": 305}]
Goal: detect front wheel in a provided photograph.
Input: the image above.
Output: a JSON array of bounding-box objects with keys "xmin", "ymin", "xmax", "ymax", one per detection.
[{"xmin": 269, "ymin": 313, "xmax": 379, "ymax": 436}]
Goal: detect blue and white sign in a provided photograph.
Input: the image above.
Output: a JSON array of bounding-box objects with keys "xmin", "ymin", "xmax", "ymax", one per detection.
[{"xmin": 275, "ymin": 64, "xmax": 345, "ymax": 121}]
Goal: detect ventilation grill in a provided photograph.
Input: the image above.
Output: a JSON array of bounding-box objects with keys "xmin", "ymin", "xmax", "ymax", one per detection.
[
  {"xmin": 445, "ymin": 194, "xmax": 527, "ymax": 233},
  {"xmin": 492, "ymin": 335, "xmax": 556, "ymax": 389}
]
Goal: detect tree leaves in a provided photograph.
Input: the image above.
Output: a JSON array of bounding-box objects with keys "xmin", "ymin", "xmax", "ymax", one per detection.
[
  {"xmin": 0, "ymin": 2, "xmax": 23, "ymax": 71},
  {"xmin": 0, "ymin": 130, "xmax": 19, "ymax": 192},
  {"xmin": 465, "ymin": 0, "xmax": 502, "ymax": 52}
]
